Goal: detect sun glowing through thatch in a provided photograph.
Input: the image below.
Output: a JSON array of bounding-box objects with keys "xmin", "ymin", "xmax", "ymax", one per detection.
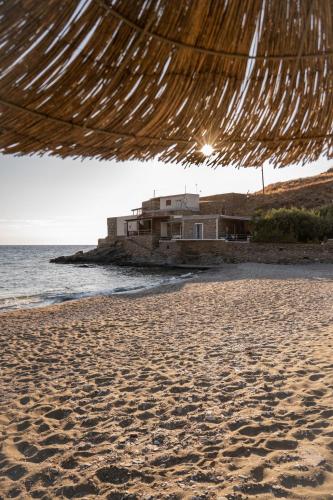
[
  {"xmin": 0, "ymin": 0, "xmax": 332, "ymax": 167},
  {"xmin": 201, "ymin": 144, "xmax": 214, "ymax": 157}
]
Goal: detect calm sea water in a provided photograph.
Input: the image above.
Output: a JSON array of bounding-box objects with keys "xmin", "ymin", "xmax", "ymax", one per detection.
[{"xmin": 0, "ymin": 246, "xmax": 193, "ymax": 311}]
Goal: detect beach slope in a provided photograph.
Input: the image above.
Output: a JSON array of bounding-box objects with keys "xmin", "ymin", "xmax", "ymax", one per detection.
[{"xmin": 0, "ymin": 264, "xmax": 333, "ymax": 499}]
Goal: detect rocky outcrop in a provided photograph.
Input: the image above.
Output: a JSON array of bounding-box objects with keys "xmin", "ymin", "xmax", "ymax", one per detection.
[
  {"xmin": 51, "ymin": 239, "xmax": 333, "ymax": 267},
  {"xmin": 51, "ymin": 236, "xmax": 165, "ymax": 267},
  {"xmin": 50, "ymin": 241, "xmax": 132, "ymax": 266}
]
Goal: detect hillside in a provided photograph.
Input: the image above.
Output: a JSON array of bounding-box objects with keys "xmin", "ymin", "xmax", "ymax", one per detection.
[{"xmin": 199, "ymin": 168, "xmax": 333, "ymax": 216}]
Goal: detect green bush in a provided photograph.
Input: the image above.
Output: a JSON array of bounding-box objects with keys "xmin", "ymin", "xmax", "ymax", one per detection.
[
  {"xmin": 318, "ymin": 204, "xmax": 333, "ymax": 238},
  {"xmin": 252, "ymin": 207, "xmax": 327, "ymax": 243}
]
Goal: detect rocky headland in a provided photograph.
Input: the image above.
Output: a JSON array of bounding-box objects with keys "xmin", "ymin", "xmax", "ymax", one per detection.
[{"xmin": 50, "ymin": 242, "xmax": 133, "ymax": 266}]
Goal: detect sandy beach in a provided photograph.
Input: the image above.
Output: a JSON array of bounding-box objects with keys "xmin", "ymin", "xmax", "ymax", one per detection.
[{"xmin": 0, "ymin": 263, "xmax": 333, "ymax": 499}]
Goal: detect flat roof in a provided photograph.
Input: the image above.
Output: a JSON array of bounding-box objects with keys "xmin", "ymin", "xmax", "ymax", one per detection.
[
  {"xmin": 160, "ymin": 193, "xmax": 198, "ymax": 199},
  {"xmin": 144, "ymin": 193, "xmax": 198, "ymax": 202}
]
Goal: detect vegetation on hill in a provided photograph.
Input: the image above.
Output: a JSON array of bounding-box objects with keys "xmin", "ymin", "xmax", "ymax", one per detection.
[
  {"xmin": 252, "ymin": 205, "xmax": 333, "ymax": 243},
  {"xmin": 318, "ymin": 204, "xmax": 333, "ymax": 238}
]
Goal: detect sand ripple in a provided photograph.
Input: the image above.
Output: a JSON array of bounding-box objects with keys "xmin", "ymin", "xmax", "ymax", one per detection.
[{"xmin": 0, "ymin": 269, "xmax": 333, "ymax": 498}]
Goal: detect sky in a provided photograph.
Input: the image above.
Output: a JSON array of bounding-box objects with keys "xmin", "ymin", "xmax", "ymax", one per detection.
[{"xmin": 0, "ymin": 153, "xmax": 331, "ymax": 244}]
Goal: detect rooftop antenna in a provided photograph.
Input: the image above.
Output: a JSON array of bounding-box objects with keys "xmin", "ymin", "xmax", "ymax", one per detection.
[
  {"xmin": 195, "ymin": 183, "xmax": 198, "ymax": 193},
  {"xmin": 261, "ymin": 165, "xmax": 265, "ymax": 195},
  {"xmin": 184, "ymin": 184, "xmax": 186, "ymax": 194}
]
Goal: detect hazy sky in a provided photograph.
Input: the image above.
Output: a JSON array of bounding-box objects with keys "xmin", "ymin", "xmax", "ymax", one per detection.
[{"xmin": 0, "ymin": 154, "xmax": 330, "ymax": 244}]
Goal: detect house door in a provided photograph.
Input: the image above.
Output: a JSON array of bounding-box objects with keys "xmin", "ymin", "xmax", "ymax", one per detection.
[
  {"xmin": 194, "ymin": 223, "xmax": 203, "ymax": 239},
  {"xmin": 160, "ymin": 222, "xmax": 168, "ymax": 238}
]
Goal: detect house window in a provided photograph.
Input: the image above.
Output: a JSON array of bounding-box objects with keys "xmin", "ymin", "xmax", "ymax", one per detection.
[
  {"xmin": 166, "ymin": 199, "xmax": 171, "ymax": 206},
  {"xmin": 194, "ymin": 223, "xmax": 203, "ymax": 240}
]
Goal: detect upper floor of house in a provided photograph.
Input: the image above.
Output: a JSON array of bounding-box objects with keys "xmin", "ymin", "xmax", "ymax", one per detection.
[{"xmin": 132, "ymin": 193, "xmax": 200, "ymax": 217}]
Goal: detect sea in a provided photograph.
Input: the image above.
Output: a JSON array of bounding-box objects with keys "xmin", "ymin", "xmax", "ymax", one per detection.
[{"xmin": 0, "ymin": 246, "xmax": 194, "ymax": 311}]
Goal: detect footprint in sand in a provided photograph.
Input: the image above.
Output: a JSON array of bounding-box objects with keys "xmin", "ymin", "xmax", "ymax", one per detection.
[
  {"xmin": 44, "ymin": 408, "xmax": 72, "ymax": 420},
  {"xmin": 4, "ymin": 464, "xmax": 27, "ymax": 481}
]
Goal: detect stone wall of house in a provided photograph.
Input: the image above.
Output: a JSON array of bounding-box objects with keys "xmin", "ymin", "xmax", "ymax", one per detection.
[
  {"xmin": 198, "ymin": 192, "xmax": 281, "ymax": 216},
  {"xmin": 155, "ymin": 240, "xmax": 180, "ymax": 265},
  {"xmin": 107, "ymin": 217, "xmax": 118, "ymax": 239},
  {"xmin": 97, "ymin": 237, "xmax": 110, "ymax": 247},
  {"xmin": 118, "ymin": 235, "xmax": 157, "ymax": 263},
  {"xmin": 199, "ymin": 194, "xmax": 253, "ymax": 216},
  {"xmin": 183, "ymin": 218, "xmax": 217, "ymax": 239},
  {"xmin": 142, "ymin": 198, "xmax": 160, "ymax": 212},
  {"xmin": 98, "ymin": 233, "xmax": 333, "ymax": 266},
  {"xmin": 151, "ymin": 218, "xmax": 163, "ymax": 240},
  {"xmin": 167, "ymin": 240, "xmax": 333, "ymax": 265},
  {"xmin": 97, "ymin": 217, "xmax": 118, "ymax": 247}
]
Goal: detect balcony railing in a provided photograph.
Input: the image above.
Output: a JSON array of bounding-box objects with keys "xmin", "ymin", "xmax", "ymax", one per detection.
[
  {"xmin": 160, "ymin": 233, "xmax": 251, "ymax": 241},
  {"xmin": 127, "ymin": 229, "xmax": 152, "ymax": 236},
  {"xmin": 131, "ymin": 208, "xmax": 143, "ymax": 216},
  {"xmin": 221, "ymin": 233, "xmax": 250, "ymax": 241}
]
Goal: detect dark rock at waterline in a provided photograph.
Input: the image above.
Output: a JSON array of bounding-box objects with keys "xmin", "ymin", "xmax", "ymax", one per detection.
[
  {"xmin": 50, "ymin": 244, "xmax": 133, "ymax": 266},
  {"xmin": 50, "ymin": 243, "xmax": 209, "ymax": 268}
]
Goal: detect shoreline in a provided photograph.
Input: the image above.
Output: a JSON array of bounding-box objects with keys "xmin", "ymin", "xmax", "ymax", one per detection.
[
  {"xmin": 0, "ymin": 267, "xmax": 200, "ymax": 314},
  {"xmin": 1, "ymin": 262, "xmax": 332, "ymax": 315},
  {"xmin": 0, "ymin": 263, "xmax": 333, "ymax": 498}
]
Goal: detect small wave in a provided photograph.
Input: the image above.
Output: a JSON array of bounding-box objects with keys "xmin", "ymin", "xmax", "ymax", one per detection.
[
  {"xmin": 0, "ymin": 270, "xmax": 196, "ymax": 312},
  {"xmin": 112, "ymin": 285, "xmax": 144, "ymax": 293},
  {"xmin": 180, "ymin": 272, "xmax": 193, "ymax": 279},
  {"xmin": 50, "ymin": 284, "xmax": 147, "ymax": 303},
  {"xmin": 0, "ymin": 294, "xmax": 46, "ymax": 311}
]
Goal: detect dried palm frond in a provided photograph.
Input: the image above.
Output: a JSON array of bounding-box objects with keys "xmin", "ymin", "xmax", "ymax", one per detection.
[{"xmin": 0, "ymin": 0, "xmax": 332, "ymax": 166}]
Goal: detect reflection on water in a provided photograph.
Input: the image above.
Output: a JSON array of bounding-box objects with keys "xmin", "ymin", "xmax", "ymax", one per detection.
[{"xmin": 0, "ymin": 246, "xmax": 193, "ymax": 311}]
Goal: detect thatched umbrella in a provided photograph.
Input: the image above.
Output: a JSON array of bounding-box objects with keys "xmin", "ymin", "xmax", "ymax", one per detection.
[{"xmin": 0, "ymin": 0, "xmax": 332, "ymax": 167}]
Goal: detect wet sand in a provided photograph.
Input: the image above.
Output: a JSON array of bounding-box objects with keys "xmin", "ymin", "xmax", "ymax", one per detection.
[{"xmin": 0, "ymin": 263, "xmax": 333, "ymax": 499}]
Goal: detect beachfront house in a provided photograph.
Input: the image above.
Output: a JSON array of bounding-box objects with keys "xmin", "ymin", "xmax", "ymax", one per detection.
[{"xmin": 99, "ymin": 193, "xmax": 252, "ymax": 250}]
